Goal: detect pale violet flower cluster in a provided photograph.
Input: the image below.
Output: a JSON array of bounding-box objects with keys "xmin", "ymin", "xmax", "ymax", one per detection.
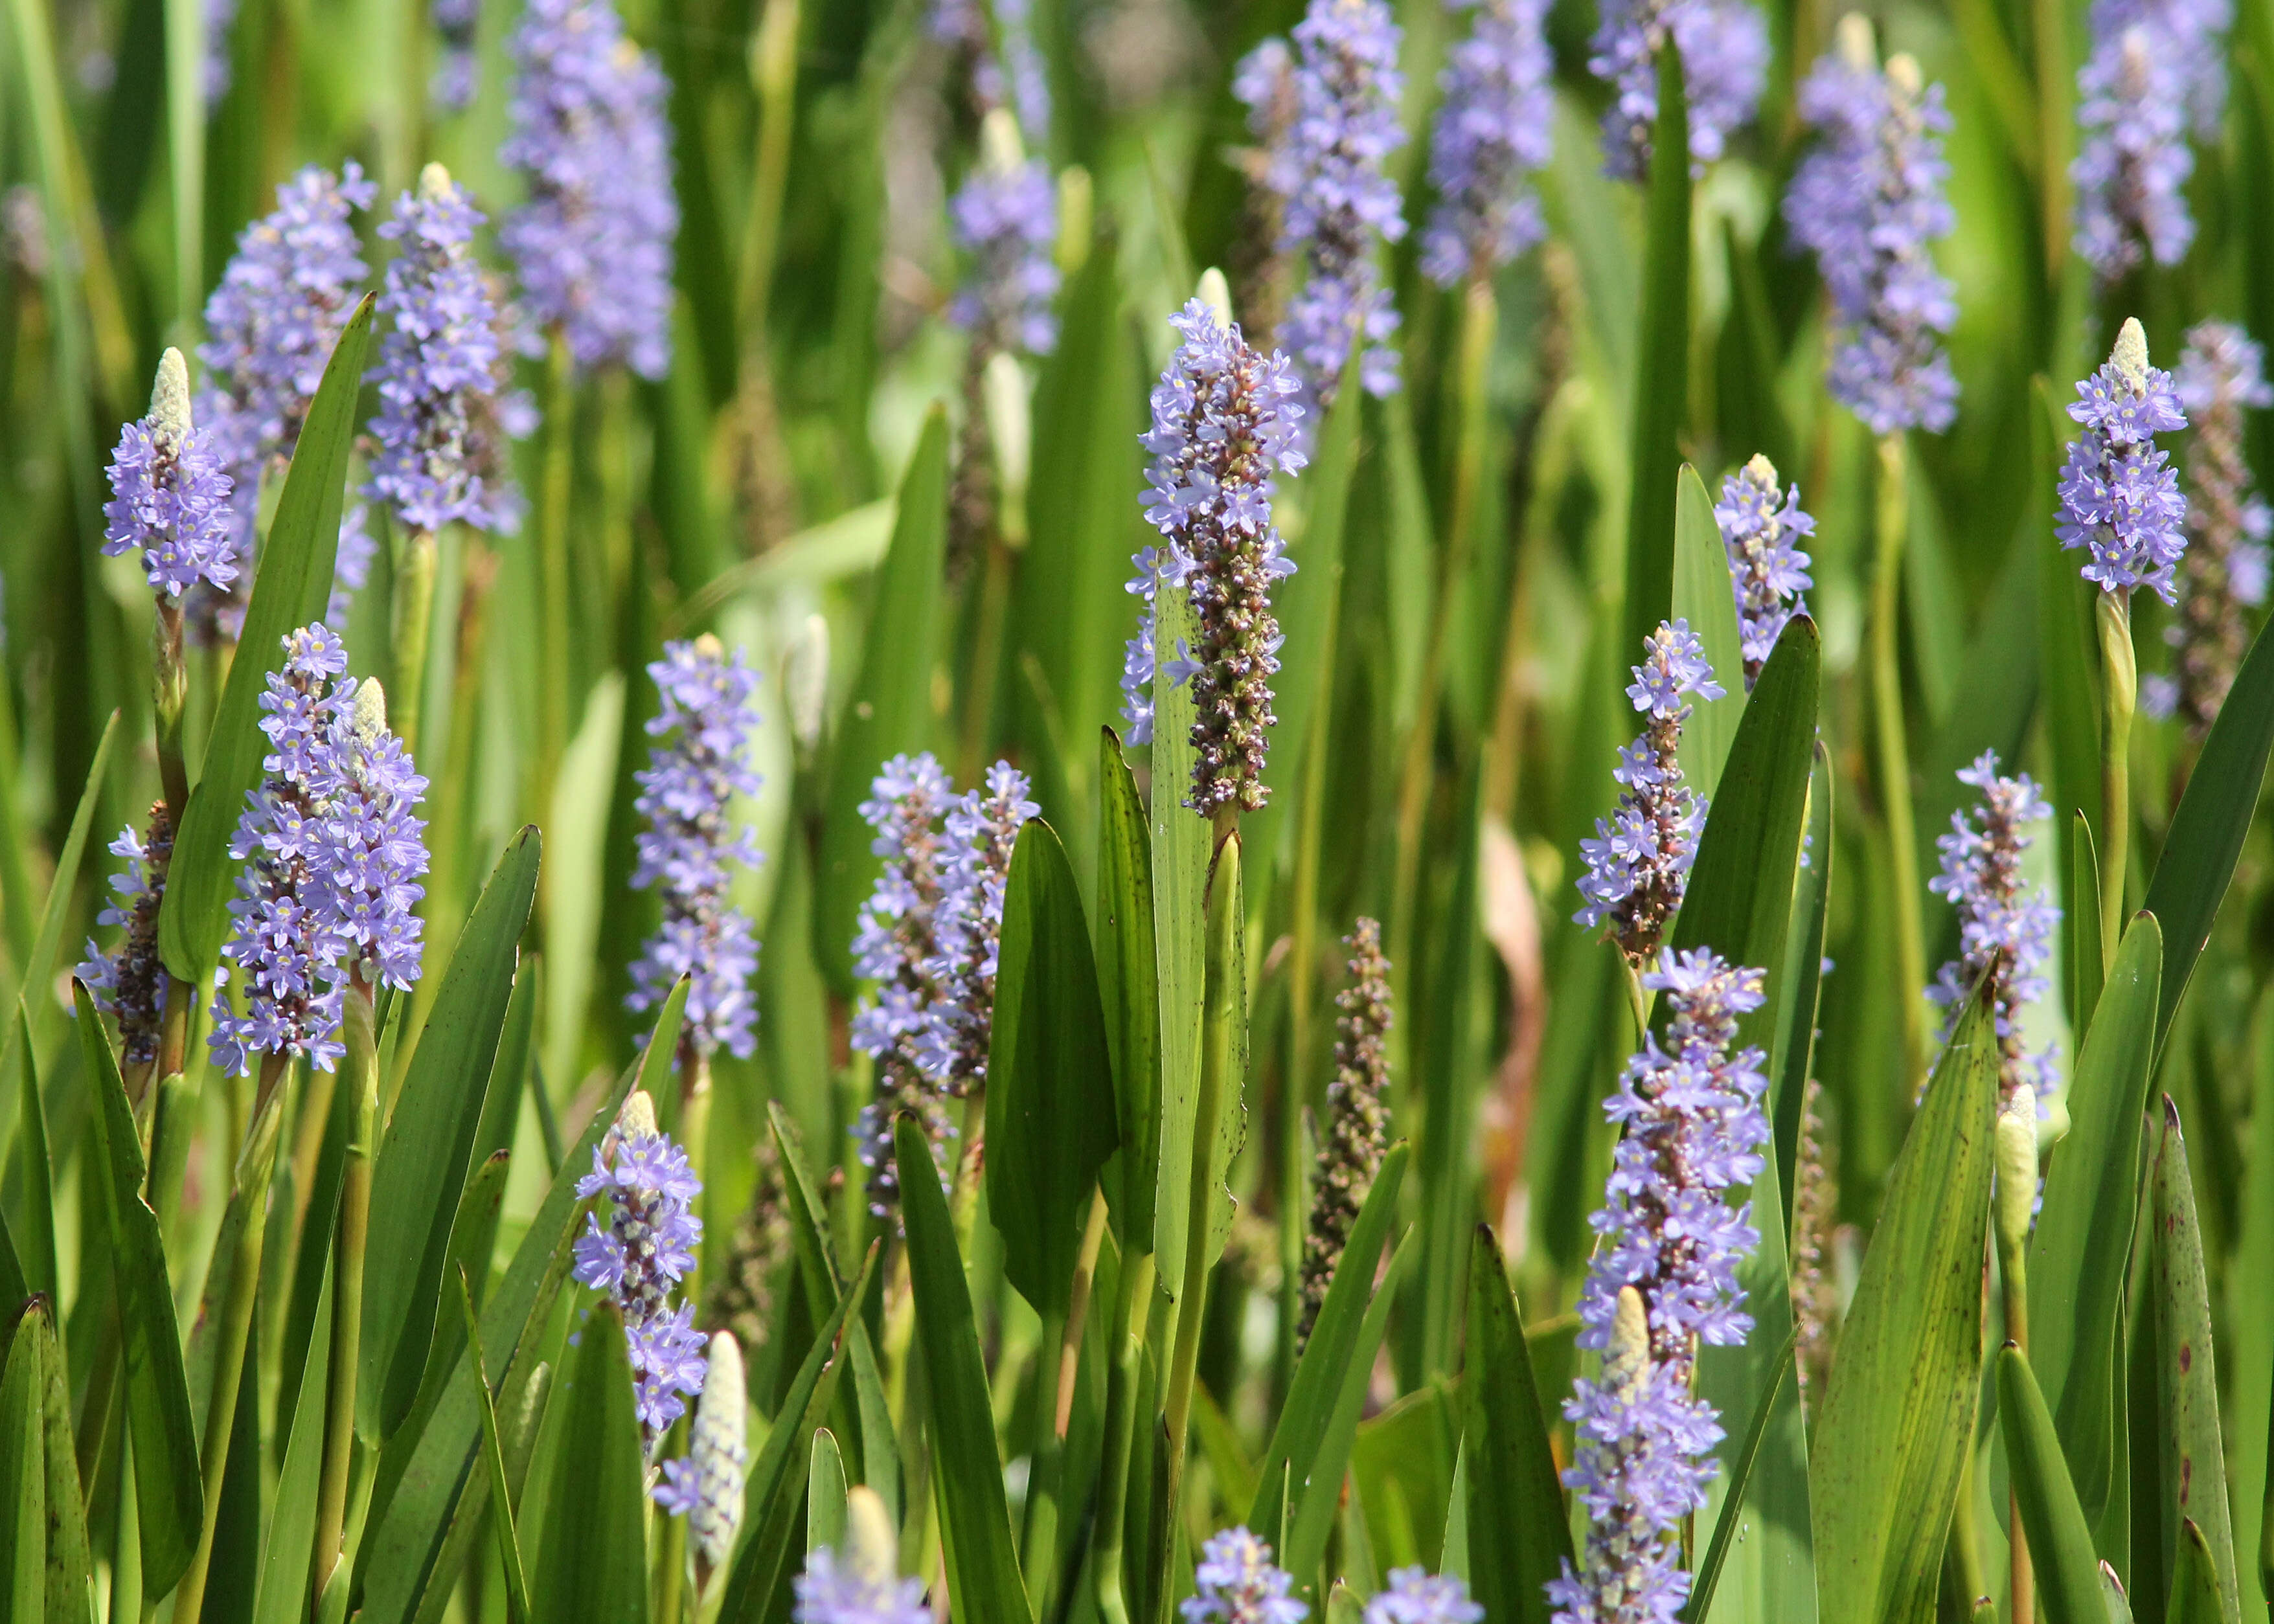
[
  {"xmin": 501, "ymin": 0, "xmax": 678, "ymax": 379},
  {"xmin": 1365, "ymin": 1571, "xmax": 1483, "ymax": 1624},
  {"xmin": 2072, "ymin": 0, "xmax": 2229, "ymax": 282},
  {"xmin": 1120, "ymin": 299, "xmax": 1306, "ymax": 814},
  {"xmin": 573, "ymin": 1105, "xmax": 708, "ymax": 1447},
  {"xmin": 1589, "ymin": 0, "xmax": 1769, "ymax": 179},
  {"xmin": 1182, "ymin": 1528, "xmax": 1307, "ymax": 1624},
  {"xmin": 1927, "ymin": 752, "xmax": 2059, "ymax": 1110},
  {"xmin": 2057, "ymin": 321, "xmax": 2190, "ymax": 602},
  {"xmin": 1549, "ymin": 949, "xmax": 1769, "ymax": 1624},
  {"xmin": 1784, "ymin": 36, "xmax": 1959, "ymax": 434},
  {"xmin": 947, "ymin": 157, "xmax": 1060, "ymax": 358},
  {"xmin": 793, "ymin": 1549, "xmax": 931, "ymax": 1624},
  {"xmin": 1420, "ymin": 0, "xmax": 1554, "ymax": 288},
  {"xmin": 627, "ymin": 637, "xmax": 764, "ymax": 1061},
  {"xmin": 1257, "ymin": 0, "xmax": 1407, "ymax": 404},
  {"xmin": 77, "ymin": 808, "xmax": 174, "ymax": 1068},
  {"xmin": 432, "ymin": 0, "xmax": 479, "ymax": 109},
  {"xmin": 1574, "ymin": 622, "xmax": 1722, "ymax": 961},
  {"xmin": 927, "ymin": 0, "xmax": 1051, "ymax": 141},
  {"xmin": 209, "ymin": 625, "xmax": 429, "ymax": 1077},
  {"xmin": 914, "ymin": 761, "xmax": 1036, "ymax": 1093},
  {"xmin": 1714, "ymin": 455, "xmax": 1814, "ymax": 687},
  {"xmin": 102, "ymin": 350, "xmax": 238, "ymax": 601}
]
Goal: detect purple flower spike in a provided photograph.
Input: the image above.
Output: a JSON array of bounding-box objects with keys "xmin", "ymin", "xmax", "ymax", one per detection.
[
  {"xmin": 1714, "ymin": 455, "xmax": 1814, "ymax": 687},
  {"xmin": 1575, "ymin": 620, "xmax": 1722, "ymax": 959},
  {"xmin": 366, "ymin": 166, "xmax": 519, "ymax": 536},
  {"xmin": 1590, "ymin": 0, "xmax": 1769, "ymax": 179},
  {"xmin": 104, "ymin": 349, "xmax": 239, "ymax": 600},
  {"xmin": 1547, "ymin": 949, "xmax": 1768, "ymax": 1624},
  {"xmin": 501, "ymin": 0, "xmax": 678, "ymax": 379},
  {"xmin": 794, "ymin": 1548, "xmax": 932, "ymax": 1624},
  {"xmin": 1927, "ymin": 750, "xmax": 2058, "ymax": 1111},
  {"xmin": 927, "ymin": 0, "xmax": 1051, "ymax": 141},
  {"xmin": 948, "ymin": 143, "xmax": 1060, "ymax": 359},
  {"xmin": 1366, "ymin": 1571, "xmax": 1483, "ymax": 1624},
  {"xmin": 1182, "ymin": 1528, "xmax": 1308, "ymax": 1624},
  {"xmin": 2057, "ymin": 319, "xmax": 2190, "ymax": 602},
  {"xmin": 2072, "ymin": 0, "xmax": 2229, "ymax": 282},
  {"xmin": 432, "ymin": 0, "xmax": 478, "ymax": 109},
  {"xmin": 627, "ymin": 636, "xmax": 765, "ymax": 1061},
  {"xmin": 1421, "ymin": 0, "xmax": 1554, "ymax": 288},
  {"xmin": 77, "ymin": 804, "xmax": 175, "ymax": 1069},
  {"xmin": 1785, "ymin": 29, "xmax": 1959, "ymax": 433},
  {"xmin": 915, "ymin": 760, "xmax": 1036, "ymax": 1094}
]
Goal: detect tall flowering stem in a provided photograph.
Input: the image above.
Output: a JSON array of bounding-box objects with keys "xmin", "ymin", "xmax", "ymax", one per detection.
[
  {"xmin": 2057, "ymin": 319, "xmax": 2188, "ymax": 965},
  {"xmin": 1420, "ymin": 0, "xmax": 1552, "ymax": 290},
  {"xmin": 1714, "ymin": 455, "xmax": 1813, "ymax": 689},
  {"xmin": 1547, "ymin": 949, "xmax": 1769, "ymax": 1624},
  {"xmin": 1589, "ymin": 0, "xmax": 1768, "ymax": 179},
  {"xmin": 1298, "ymin": 919, "xmax": 1392, "ymax": 1345},
  {"xmin": 1123, "ymin": 296, "xmax": 1306, "ymax": 817}
]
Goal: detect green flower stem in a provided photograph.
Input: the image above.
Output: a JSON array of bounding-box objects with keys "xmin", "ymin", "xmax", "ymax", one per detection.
[
  {"xmin": 1021, "ymin": 1190, "xmax": 1108, "ymax": 1617},
  {"xmin": 2095, "ymin": 589, "xmax": 2135, "ymax": 970},
  {"xmin": 1872, "ymin": 433, "xmax": 1928, "ymax": 1090},
  {"xmin": 153, "ymin": 596, "xmax": 197, "ymax": 1096},
  {"xmin": 313, "ymin": 977, "xmax": 380, "ymax": 1593},
  {"xmin": 1092, "ymin": 1248, "xmax": 1155, "ymax": 1624},
  {"xmin": 679, "ymin": 1045, "xmax": 712, "ymax": 1302},
  {"xmin": 391, "ymin": 529, "xmax": 438, "ymax": 761}
]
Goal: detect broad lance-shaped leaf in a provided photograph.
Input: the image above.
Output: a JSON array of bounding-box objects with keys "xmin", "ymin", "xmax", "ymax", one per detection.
[
  {"xmin": 2001, "ymin": 1344, "xmax": 2115, "ymax": 1624},
  {"xmin": 1685, "ymin": 1322, "xmax": 1804, "ymax": 1624},
  {"xmin": 76, "ymin": 982, "xmax": 201, "ymax": 1596},
  {"xmin": 528, "ymin": 1301, "xmax": 648, "ymax": 1624},
  {"xmin": 813, "ymin": 406, "xmax": 948, "ymax": 994},
  {"xmin": 1462, "ymin": 1226, "xmax": 1571, "ymax": 1624},
  {"xmin": 35, "ymin": 1299, "xmax": 89, "ymax": 1624},
  {"xmin": 1413, "ymin": 770, "xmax": 1481, "ymax": 1380},
  {"xmin": 1810, "ymin": 984, "xmax": 1997, "ymax": 1624},
  {"xmin": 1150, "ymin": 584, "xmax": 1211, "ymax": 1285},
  {"xmin": 161, "ymin": 295, "xmax": 374, "ymax": 981},
  {"xmin": 364, "ymin": 828, "xmax": 540, "ymax": 1441},
  {"xmin": 1771, "ymin": 745, "xmax": 1832, "ymax": 1208},
  {"xmin": 1671, "ymin": 463, "xmax": 1747, "ymax": 797},
  {"xmin": 987, "ymin": 818, "xmax": 1120, "ymax": 1317},
  {"xmin": 2169, "ymin": 1519, "xmax": 2231, "ymax": 1624},
  {"xmin": 1622, "ymin": 43, "xmax": 1692, "ymax": 662},
  {"xmin": 253, "ymin": 1260, "xmax": 333, "ymax": 1624},
  {"xmin": 1095, "ymin": 730, "xmax": 1161, "ymax": 1251},
  {"xmin": 0, "ymin": 1299, "xmax": 43, "ymax": 1621}
]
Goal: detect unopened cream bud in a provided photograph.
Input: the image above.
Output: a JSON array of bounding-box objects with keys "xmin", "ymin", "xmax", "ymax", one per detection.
[
  {"xmin": 1994, "ymin": 1103, "xmax": 2038, "ymax": 1261},
  {"xmin": 1196, "ymin": 267, "xmax": 1234, "ymax": 330},
  {"xmin": 2111, "ymin": 316, "xmax": 2151, "ymax": 393},
  {"xmin": 352, "ymin": 678, "xmax": 390, "ymax": 748},
  {"xmin": 152, "ymin": 348, "xmax": 194, "ymax": 447},
  {"xmin": 1606, "ymin": 1285, "xmax": 1652, "ymax": 1398},
  {"xmin": 419, "ymin": 161, "xmax": 454, "ymax": 201},
  {"xmin": 983, "ymin": 350, "xmax": 1032, "ymax": 548},
  {"xmin": 616, "ymin": 1088, "xmax": 659, "ymax": 1141},
  {"xmin": 785, "ymin": 613, "xmax": 830, "ymax": 753},
  {"xmin": 979, "ymin": 107, "xmax": 1026, "ymax": 177},
  {"xmin": 1834, "ymin": 12, "xmax": 1876, "ymax": 68},
  {"xmin": 843, "ymin": 1485, "xmax": 898, "ymax": 1586}
]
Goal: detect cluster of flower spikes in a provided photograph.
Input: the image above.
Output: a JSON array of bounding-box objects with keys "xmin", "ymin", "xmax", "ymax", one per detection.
[
  {"xmin": 1122, "ymin": 297, "xmax": 1306, "ymax": 815},
  {"xmin": 926, "ymin": 0, "xmax": 1051, "ymax": 142},
  {"xmin": 849, "ymin": 754, "xmax": 961, "ymax": 1213},
  {"xmin": 653, "ymin": 1332, "xmax": 747, "ymax": 1569},
  {"xmin": 367, "ymin": 166, "xmax": 520, "ymax": 536},
  {"xmin": 1589, "ymin": 0, "xmax": 1769, "ymax": 181},
  {"xmin": 77, "ymin": 804, "xmax": 174, "ymax": 1070},
  {"xmin": 913, "ymin": 760, "xmax": 1036, "ymax": 1094},
  {"xmin": 1714, "ymin": 454, "xmax": 1814, "ymax": 687},
  {"xmin": 573, "ymin": 1092, "xmax": 709, "ymax": 1447},
  {"xmin": 1549, "ymin": 949, "xmax": 1770, "ymax": 1624},
  {"xmin": 2057, "ymin": 319, "xmax": 2191, "ymax": 603},
  {"xmin": 793, "ymin": 1550, "xmax": 931, "ymax": 1624},
  {"xmin": 432, "ymin": 0, "xmax": 479, "ymax": 110},
  {"xmin": 1299, "ymin": 918, "xmax": 1393, "ymax": 1344},
  {"xmin": 1420, "ymin": 0, "xmax": 1554, "ymax": 288},
  {"xmin": 1927, "ymin": 751, "xmax": 2059, "ymax": 1112},
  {"xmin": 209, "ymin": 625, "xmax": 429, "ymax": 1077},
  {"xmin": 947, "ymin": 147, "xmax": 1061, "ymax": 361},
  {"xmin": 1784, "ymin": 22, "xmax": 1959, "ymax": 435},
  {"xmin": 1574, "ymin": 621, "xmax": 1721, "ymax": 961},
  {"xmin": 501, "ymin": 0, "xmax": 679, "ymax": 380},
  {"xmin": 1258, "ymin": 0, "xmax": 1408, "ymax": 407},
  {"xmin": 2071, "ymin": 0, "xmax": 2229, "ymax": 282},
  {"xmin": 102, "ymin": 348, "xmax": 238, "ymax": 602},
  {"xmin": 1182, "ymin": 1528, "xmax": 1308, "ymax": 1624},
  {"xmin": 626, "ymin": 636, "xmax": 765, "ymax": 1061},
  {"xmin": 2148, "ymin": 321, "xmax": 2274, "ymax": 736},
  {"xmin": 1365, "ymin": 1571, "xmax": 1484, "ymax": 1624}
]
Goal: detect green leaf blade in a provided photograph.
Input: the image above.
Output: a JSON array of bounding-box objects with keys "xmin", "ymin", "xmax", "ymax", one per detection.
[{"xmin": 1462, "ymin": 1227, "xmax": 1571, "ymax": 1624}]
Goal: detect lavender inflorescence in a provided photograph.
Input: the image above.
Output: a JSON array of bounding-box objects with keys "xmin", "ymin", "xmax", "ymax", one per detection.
[
  {"xmin": 501, "ymin": 0, "xmax": 679, "ymax": 379},
  {"xmin": 1365, "ymin": 1571, "xmax": 1483, "ymax": 1624},
  {"xmin": 1182, "ymin": 1528, "xmax": 1308, "ymax": 1624},
  {"xmin": 947, "ymin": 154, "xmax": 1060, "ymax": 361},
  {"xmin": 432, "ymin": 0, "xmax": 479, "ymax": 110},
  {"xmin": 1548, "ymin": 949, "xmax": 1769, "ymax": 1624},
  {"xmin": 927, "ymin": 0, "xmax": 1051, "ymax": 142},
  {"xmin": 1785, "ymin": 32, "xmax": 1959, "ymax": 434},
  {"xmin": 915, "ymin": 761, "xmax": 1035, "ymax": 1094},
  {"xmin": 1589, "ymin": 0, "xmax": 1769, "ymax": 180},
  {"xmin": 793, "ymin": 1549, "xmax": 931, "ymax": 1624},
  {"xmin": 627, "ymin": 637, "xmax": 765, "ymax": 1061},
  {"xmin": 1927, "ymin": 751, "xmax": 2058, "ymax": 1112},
  {"xmin": 1124, "ymin": 298, "xmax": 1306, "ymax": 815},
  {"xmin": 1714, "ymin": 455, "xmax": 1814, "ymax": 687},
  {"xmin": 1420, "ymin": 0, "xmax": 1554, "ymax": 288},
  {"xmin": 1298, "ymin": 918, "xmax": 1393, "ymax": 1344},
  {"xmin": 2057, "ymin": 319, "xmax": 2190, "ymax": 602},
  {"xmin": 76, "ymin": 804, "xmax": 174, "ymax": 1070},
  {"xmin": 1574, "ymin": 620, "xmax": 1722, "ymax": 960},
  {"xmin": 1231, "ymin": 40, "xmax": 1299, "ymax": 346},
  {"xmin": 103, "ymin": 349, "xmax": 239, "ymax": 602},
  {"xmin": 573, "ymin": 1096, "xmax": 708, "ymax": 1447},
  {"xmin": 2071, "ymin": 0, "xmax": 2230, "ymax": 282}
]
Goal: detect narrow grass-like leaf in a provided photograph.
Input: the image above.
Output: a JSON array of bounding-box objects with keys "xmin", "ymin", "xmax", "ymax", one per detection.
[
  {"xmin": 988, "ymin": 819, "xmax": 1120, "ymax": 1317},
  {"xmin": 2071, "ymin": 815, "xmax": 2104, "ymax": 1037},
  {"xmin": 1414, "ymin": 771, "xmax": 1481, "ymax": 1380},
  {"xmin": 10, "ymin": 1006, "xmax": 56, "ymax": 1306},
  {"xmin": 1286, "ymin": 1232, "xmax": 1413, "ymax": 1596},
  {"xmin": 1771, "ymin": 747, "xmax": 1832, "ymax": 1207},
  {"xmin": 1810, "ymin": 987, "xmax": 1998, "ymax": 1624},
  {"xmin": 529, "ymin": 1300, "xmax": 648, "ymax": 1624},
  {"xmin": 365, "ymin": 828, "xmax": 540, "ymax": 1440},
  {"xmin": 252, "ymin": 1257, "xmax": 332, "ymax": 1624},
  {"xmin": 2002, "ymin": 1344, "xmax": 2113, "ymax": 1624},
  {"xmin": 1623, "ymin": 45, "xmax": 1692, "ymax": 661},
  {"xmin": 34, "ymin": 1300, "xmax": 87, "ymax": 1624},
  {"xmin": 814, "ymin": 408, "xmax": 949, "ymax": 993},
  {"xmin": 808, "ymin": 1430, "xmax": 848, "ymax": 1556},
  {"xmin": 74, "ymin": 982, "xmax": 200, "ymax": 1596},
  {"xmin": 0, "ymin": 1298, "xmax": 44, "ymax": 1622},
  {"xmin": 1672, "ymin": 464, "xmax": 1747, "ymax": 796},
  {"xmin": 1462, "ymin": 1226, "xmax": 1570, "ymax": 1624},
  {"xmin": 1096, "ymin": 730, "xmax": 1161, "ymax": 1249},
  {"xmin": 1150, "ymin": 585, "xmax": 1211, "ymax": 1284},
  {"xmin": 161, "ymin": 297, "xmax": 374, "ymax": 981},
  {"xmin": 1684, "ymin": 1321, "xmax": 1804, "ymax": 1623},
  {"xmin": 460, "ymin": 1270, "xmax": 530, "ymax": 1623}
]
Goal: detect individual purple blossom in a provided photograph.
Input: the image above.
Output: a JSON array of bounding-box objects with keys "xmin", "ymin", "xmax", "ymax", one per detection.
[
  {"xmin": 1548, "ymin": 949, "xmax": 1769, "ymax": 1624},
  {"xmin": 1589, "ymin": 0, "xmax": 1769, "ymax": 180},
  {"xmin": 1126, "ymin": 297, "xmax": 1306, "ymax": 815},
  {"xmin": 626, "ymin": 637, "xmax": 764, "ymax": 1061},
  {"xmin": 1420, "ymin": 0, "xmax": 1553, "ymax": 288},
  {"xmin": 1574, "ymin": 621, "xmax": 1722, "ymax": 960},
  {"xmin": 366, "ymin": 166, "xmax": 519, "ymax": 536},
  {"xmin": 1714, "ymin": 455, "xmax": 1814, "ymax": 687},
  {"xmin": 947, "ymin": 153, "xmax": 1060, "ymax": 359},
  {"xmin": 1181, "ymin": 1528, "xmax": 1308, "ymax": 1624},
  {"xmin": 793, "ymin": 1549, "xmax": 931, "ymax": 1624},
  {"xmin": 77, "ymin": 804, "xmax": 174, "ymax": 1070},
  {"xmin": 103, "ymin": 348, "xmax": 239, "ymax": 600},
  {"xmin": 2057, "ymin": 319, "xmax": 2190, "ymax": 602},
  {"xmin": 501, "ymin": 0, "xmax": 679, "ymax": 379},
  {"xmin": 1365, "ymin": 1570, "xmax": 1483, "ymax": 1624},
  {"xmin": 915, "ymin": 761, "xmax": 1036, "ymax": 1092},
  {"xmin": 1262, "ymin": 0, "xmax": 1408, "ymax": 405},
  {"xmin": 573, "ymin": 1094, "xmax": 708, "ymax": 1447},
  {"xmin": 2071, "ymin": 0, "xmax": 2229, "ymax": 282},
  {"xmin": 1927, "ymin": 752, "xmax": 2059, "ymax": 1111},
  {"xmin": 1784, "ymin": 32, "xmax": 1959, "ymax": 434}
]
